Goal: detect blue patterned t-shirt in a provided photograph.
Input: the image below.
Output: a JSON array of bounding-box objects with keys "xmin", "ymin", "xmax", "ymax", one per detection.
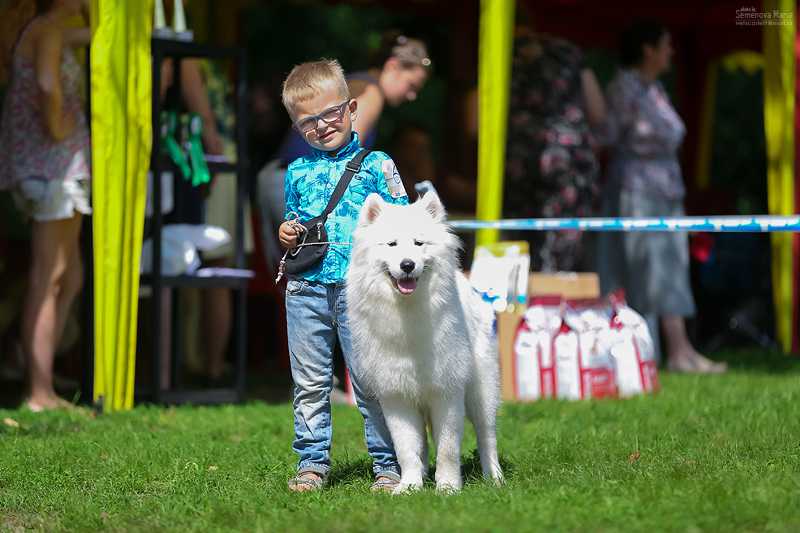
[{"xmin": 284, "ymin": 132, "xmax": 409, "ymax": 283}]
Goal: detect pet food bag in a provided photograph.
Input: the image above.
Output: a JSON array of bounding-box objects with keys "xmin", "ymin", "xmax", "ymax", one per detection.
[
  {"xmin": 512, "ymin": 293, "xmax": 658, "ymax": 401},
  {"xmin": 513, "ymin": 297, "xmax": 562, "ymax": 400},
  {"xmin": 608, "ymin": 303, "xmax": 660, "ymax": 397},
  {"xmin": 552, "ymin": 306, "xmax": 618, "ymax": 400}
]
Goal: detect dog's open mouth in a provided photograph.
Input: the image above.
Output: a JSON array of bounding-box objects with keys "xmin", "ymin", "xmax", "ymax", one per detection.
[{"xmin": 390, "ymin": 275, "xmax": 418, "ymax": 295}]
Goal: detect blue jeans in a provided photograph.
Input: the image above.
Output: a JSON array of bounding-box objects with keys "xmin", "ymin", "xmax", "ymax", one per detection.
[{"xmin": 285, "ymin": 278, "xmax": 399, "ymax": 478}]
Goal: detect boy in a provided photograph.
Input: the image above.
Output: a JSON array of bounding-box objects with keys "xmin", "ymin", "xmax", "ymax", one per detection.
[{"xmin": 278, "ymin": 59, "xmax": 409, "ymax": 492}]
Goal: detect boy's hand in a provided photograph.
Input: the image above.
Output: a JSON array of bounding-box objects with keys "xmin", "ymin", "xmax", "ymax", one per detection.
[{"xmin": 279, "ymin": 220, "xmax": 301, "ymax": 249}]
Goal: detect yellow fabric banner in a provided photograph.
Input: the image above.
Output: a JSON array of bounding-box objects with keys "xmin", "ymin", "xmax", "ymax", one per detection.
[
  {"xmin": 763, "ymin": 0, "xmax": 796, "ymax": 353},
  {"xmin": 91, "ymin": 0, "xmax": 153, "ymax": 410},
  {"xmin": 476, "ymin": 0, "xmax": 515, "ymax": 247}
]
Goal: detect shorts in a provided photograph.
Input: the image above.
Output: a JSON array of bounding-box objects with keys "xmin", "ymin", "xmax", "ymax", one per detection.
[{"xmin": 12, "ymin": 176, "xmax": 91, "ymax": 221}]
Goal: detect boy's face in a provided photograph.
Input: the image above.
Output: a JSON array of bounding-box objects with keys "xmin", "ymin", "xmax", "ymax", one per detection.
[{"xmin": 291, "ymin": 90, "xmax": 356, "ymax": 152}]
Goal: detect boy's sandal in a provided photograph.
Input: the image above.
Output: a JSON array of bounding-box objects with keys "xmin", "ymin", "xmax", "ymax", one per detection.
[
  {"xmin": 288, "ymin": 469, "xmax": 327, "ymax": 492},
  {"xmin": 370, "ymin": 471, "xmax": 401, "ymax": 493}
]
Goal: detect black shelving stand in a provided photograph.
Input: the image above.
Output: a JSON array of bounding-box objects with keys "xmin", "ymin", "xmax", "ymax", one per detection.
[{"xmin": 144, "ymin": 37, "xmax": 251, "ymax": 405}]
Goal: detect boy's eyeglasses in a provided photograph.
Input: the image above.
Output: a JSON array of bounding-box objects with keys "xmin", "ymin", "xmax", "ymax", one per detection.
[{"xmin": 293, "ymin": 100, "xmax": 350, "ymax": 134}]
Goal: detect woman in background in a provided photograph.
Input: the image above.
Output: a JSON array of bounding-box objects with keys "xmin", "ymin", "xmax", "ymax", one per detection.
[
  {"xmin": 597, "ymin": 20, "xmax": 726, "ymax": 373},
  {"xmin": 0, "ymin": 0, "xmax": 91, "ymax": 410},
  {"xmin": 503, "ymin": 28, "xmax": 606, "ymax": 272}
]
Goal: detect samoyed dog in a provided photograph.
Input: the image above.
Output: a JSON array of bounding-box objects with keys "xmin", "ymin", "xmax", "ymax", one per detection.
[{"xmin": 346, "ymin": 191, "xmax": 503, "ymax": 493}]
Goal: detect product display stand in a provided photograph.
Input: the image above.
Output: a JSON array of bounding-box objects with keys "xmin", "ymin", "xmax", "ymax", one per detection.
[{"xmin": 143, "ymin": 37, "xmax": 251, "ymax": 405}]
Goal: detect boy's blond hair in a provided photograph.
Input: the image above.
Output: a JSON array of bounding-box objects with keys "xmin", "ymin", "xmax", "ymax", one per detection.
[{"xmin": 281, "ymin": 59, "xmax": 350, "ymax": 117}]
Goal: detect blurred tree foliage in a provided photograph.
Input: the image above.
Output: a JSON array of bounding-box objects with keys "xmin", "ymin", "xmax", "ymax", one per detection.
[
  {"xmin": 584, "ymin": 47, "xmax": 677, "ymax": 102},
  {"xmin": 709, "ymin": 66, "xmax": 766, "ymax": 214}
]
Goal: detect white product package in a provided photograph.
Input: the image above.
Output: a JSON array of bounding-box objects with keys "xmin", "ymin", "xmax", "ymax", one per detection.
[
  {"xmin": 512, "ymin": 294, "xmax": 659, "ymax": 401},
  {"xmin": 513, "ymin": 298, "xmax": 562, "ymax": 400},
  {"xmin": 608, "ymin": 304, "xmax": 660, "ymax": 397},
  {"xmin": 469, "ymin": 242, "xmax": 530, "ymax": 313}
]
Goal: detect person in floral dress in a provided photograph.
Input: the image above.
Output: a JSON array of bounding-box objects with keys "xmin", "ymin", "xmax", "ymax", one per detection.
[{"xmin": 503, "ymin": 31, "xmax": 605, "ymax": 272}]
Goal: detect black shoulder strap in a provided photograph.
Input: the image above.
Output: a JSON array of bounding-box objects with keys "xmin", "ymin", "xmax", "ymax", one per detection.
[{"xmin": 320, "ymin": 149, "xmax": 370, "ymax": 219}]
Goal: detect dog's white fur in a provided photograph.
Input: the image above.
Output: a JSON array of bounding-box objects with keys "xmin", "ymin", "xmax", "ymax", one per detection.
[{"xmin": 346, "ymin": 191, "xmax": 503, "ymax": 493}]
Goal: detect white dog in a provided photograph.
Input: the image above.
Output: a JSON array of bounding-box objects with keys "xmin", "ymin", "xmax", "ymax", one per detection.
[{"xmin": 346, "ymin": 191, "xmax": 504, "ymax": 493}]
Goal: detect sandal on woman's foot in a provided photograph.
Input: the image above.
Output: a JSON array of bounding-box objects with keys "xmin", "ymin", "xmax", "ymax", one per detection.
[
  {"xmin": 23, "ymin": 395, "xmax": 78, "ymax": 413},
  {"xmin": 287, "ymin": 470, "xmax": 327, "ymax": 492},
  {"xmin": 370, "ymin": 471, "xmax": 401, "ymax": 493},
  {"xmin": 23, "ymin": 400, "xmax": 46, "ymax": 413},
  {"xmin": 667, "ymin": 354, "xmax": 727, "ymax": 374},
  {"xmin": 693, "ymin": 357, "xmax": 727, "ymax": 374}
]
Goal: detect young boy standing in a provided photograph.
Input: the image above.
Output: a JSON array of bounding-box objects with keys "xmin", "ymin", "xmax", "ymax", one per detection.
[{"xmin": 278, "ymin": 59, "xmax": 408, "ymax": 492}]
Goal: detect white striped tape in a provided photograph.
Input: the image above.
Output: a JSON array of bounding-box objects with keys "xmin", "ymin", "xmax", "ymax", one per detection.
[{"xmin": 449, "ymin": 216, "xmax": 800, "ymax": 233}]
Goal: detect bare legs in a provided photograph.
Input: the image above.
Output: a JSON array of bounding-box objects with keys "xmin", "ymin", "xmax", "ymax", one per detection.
[
  {"xmin": 202, "ymin": 258, "xmax": 232, "ymax": 381},
  {"xmin": 158, "ymin": 259, "xmax": 231, "ymax": 390},
  {"xmin": 22, "ymin": 213, "xmax": 83, "ymax": 410},
  {"xmin": 662, "ymin": 315, "xmax": 727, "ymax": 373}
]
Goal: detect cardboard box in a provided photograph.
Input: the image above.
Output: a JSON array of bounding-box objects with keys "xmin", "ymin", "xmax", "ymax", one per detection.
[
  {"xmin": 528, "ymin": 272, "xmax": 600, "ymax": 300},
  {"xmin": 497, "ymin": 272, "xmax": 600, "ymax": 401}
]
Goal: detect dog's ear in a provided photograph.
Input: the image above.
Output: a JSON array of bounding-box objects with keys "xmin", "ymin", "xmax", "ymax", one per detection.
[
  {"xmin": 360, "ymin": 193, "xmax": 384, "ymax": 225},
  {"xmin": 419, "ymin": 190, "xmax": 445, "ymax": 222}
]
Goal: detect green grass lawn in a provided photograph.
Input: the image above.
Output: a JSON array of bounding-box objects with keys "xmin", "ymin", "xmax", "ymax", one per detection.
[{"xmin": 1, "ymin": 351, "xmax": 799, "ymax": 532}]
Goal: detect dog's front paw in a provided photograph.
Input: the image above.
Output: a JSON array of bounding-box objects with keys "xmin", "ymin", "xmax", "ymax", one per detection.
[
  {"xmin": 486, "ymin": 468, "xmax": 505, "ymax": 486},
  {"xmin": 435, "ymin": 479, "xmax": 462, "ymax": 494},
  {"xmin": 392, "ymin": 480, "xmax": 423, "ymax": 495}
]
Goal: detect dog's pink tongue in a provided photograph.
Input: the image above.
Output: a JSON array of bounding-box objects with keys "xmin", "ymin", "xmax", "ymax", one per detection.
[{"xmin": 397, "ymin": 278, "xmax": 417, "ymax": 295}]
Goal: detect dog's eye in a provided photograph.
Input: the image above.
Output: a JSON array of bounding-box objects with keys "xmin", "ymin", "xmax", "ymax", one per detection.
[
  {"xmin": 386, "ymin": 240, "xmax": 397, "ymax": 247},
  {"xmin": 414, "ymin": 239, "xmax": 424, "ymax": 247}
]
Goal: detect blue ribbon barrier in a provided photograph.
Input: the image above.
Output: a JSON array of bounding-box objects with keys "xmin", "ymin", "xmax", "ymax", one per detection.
[{"xmin": 449, "ymin": 215, "xmax": 800, "ymax": 233}]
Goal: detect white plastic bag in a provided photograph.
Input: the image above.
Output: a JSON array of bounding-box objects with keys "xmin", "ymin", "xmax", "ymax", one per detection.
[
  {"xmin": 140, "ymin": 224, "xmax": 231, "ymax": 275},
  {"xmin": 166, "ymin": 224, "xmax": 231, "ymax": 253},
  {"xmin": 140, "ymin": 234, "xmax": 199, "ymax": 276}
]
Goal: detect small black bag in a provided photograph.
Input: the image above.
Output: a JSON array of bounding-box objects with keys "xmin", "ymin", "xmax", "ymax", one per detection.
[{"xmin": 283, "ymin": 149, "xmax": 370, "ymax": 275}]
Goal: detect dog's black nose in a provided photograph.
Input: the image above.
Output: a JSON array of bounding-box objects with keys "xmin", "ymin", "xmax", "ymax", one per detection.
[{"xmin": 400, "ymin": 259, "xmax": 415, "ymax": 273}]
